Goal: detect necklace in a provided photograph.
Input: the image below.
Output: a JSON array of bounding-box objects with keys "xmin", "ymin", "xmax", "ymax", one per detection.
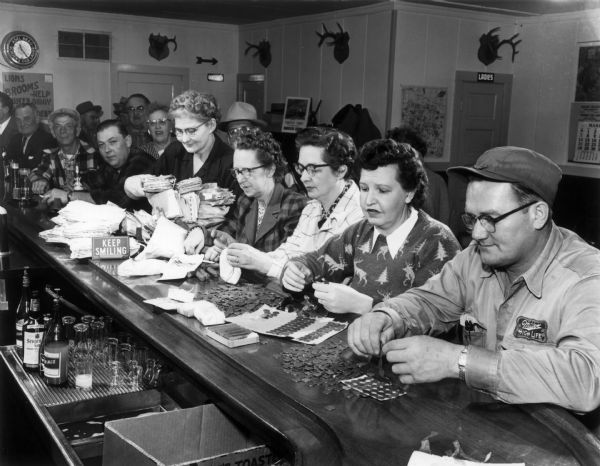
[
  {"xmin": 318, "ymin": 181, "xmax": 350, "ymax": 228},
  {"xmin": 257, "ymin": 201, "xmax": 266, "ymax": 229}
]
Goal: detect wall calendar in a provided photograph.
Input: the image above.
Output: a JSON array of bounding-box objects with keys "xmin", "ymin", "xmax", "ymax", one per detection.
[{"xmin": 569, "ymin": 102, "xmax": 600, "ymax": 165}]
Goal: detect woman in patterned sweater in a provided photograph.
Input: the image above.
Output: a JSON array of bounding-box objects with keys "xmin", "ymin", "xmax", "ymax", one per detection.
[{"xmin": 282, "ymin": 139, "xmax": 461, "ymax": 315}]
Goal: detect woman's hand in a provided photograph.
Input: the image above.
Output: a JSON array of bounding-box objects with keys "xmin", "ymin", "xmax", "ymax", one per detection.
[
  {"xmin": 312, "ymin": 282, "xmax": 373, "ymax": 315},
  {"xmin": 184, "ymin": 228, "xmax": 205, "ymax": 255},
  {"xmin": 42, "ymin": 188, "xmax": 69, "ymax": 206},
  {"xmin": 31, "ymin": 178, "xmax": 49, "ymax": 195},
  {"xmin": 226, "ymin": 243, "xmax": 271, "ymax": 273},
  {"xmin": 281, "ymin": 261, "xmax": 313, "ymax": 292}
]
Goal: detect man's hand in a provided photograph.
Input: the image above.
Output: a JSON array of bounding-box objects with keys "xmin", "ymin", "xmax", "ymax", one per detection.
[
  {"xmin": 42, "ymin": 188, "xmax": 69, "ymax": 206},
  {"xmin": 184, "ymin": 228, "xmax": 205, "ymax": 255},
  {"xmin": 32, "ymin": 178, "xmax": 49, "ymax": 195},
  {"xmin": 124, "ymin": 174, "xmax": 152, "ymax": 199},
  {"xmin": 347, "ymin": 312, "xmax": 395, "ymax": 357},
  {"xmin": 226, "ymin": 243, "xmax": 271, "ymax": 273},
  {"xmin": 312, "ymin": 282, "xmax": 373, "ymax": 315},
  {"xmin": 384, "ymin": 336, "xmax": 462, "ymax": 384},
  {"xmin": 281, "ymin": 261, "xmax": 313, "ymax": 292}
]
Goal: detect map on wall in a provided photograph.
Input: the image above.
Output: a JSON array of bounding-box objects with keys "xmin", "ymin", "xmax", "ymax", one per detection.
[{"xmin": 401, "ymin": 87, "xmax": 447, "ymax": 158}]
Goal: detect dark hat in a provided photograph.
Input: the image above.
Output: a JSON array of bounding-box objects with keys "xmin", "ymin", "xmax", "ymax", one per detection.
[
  {"xmin": 448, "ymin": 146, "xmax": 562, "ymax": 205},
  {"xmin": 76, "ymin": 101, "xmax": 103, "ymax": 116},
  {"xmin": 218, "ymin": 102, "xmax": 267, "ymax": 130}
]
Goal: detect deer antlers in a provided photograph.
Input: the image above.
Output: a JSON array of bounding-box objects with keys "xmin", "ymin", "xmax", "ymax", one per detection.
[
  {"xmin": 244, "ymin": 39, "xmax": 272, "ymax": 68},
  {"xmin": 316, "ymin": 23, "xmax": 350, "ymax": 64}
]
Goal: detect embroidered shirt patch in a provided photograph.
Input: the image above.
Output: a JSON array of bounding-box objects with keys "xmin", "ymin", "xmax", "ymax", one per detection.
[{"xmin": 514, "ymin": 316, "xmax": 548, "ymax": 343}]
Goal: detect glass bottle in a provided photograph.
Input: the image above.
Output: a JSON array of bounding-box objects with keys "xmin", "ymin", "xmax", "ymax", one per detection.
[
  {"xmin": 22, "ymin": 290, "xmax": 44, "ymax": 371},
  {"xmin": 10, "ymin": 160, "xmax": 19, "ymax": 200},
  {"xmin": 15, "ymin": 266, "xmax": 31, "ymax": 358},
  {"xmin": 41, "ymin": 293, "xmax": 69, "ymax": 386}
]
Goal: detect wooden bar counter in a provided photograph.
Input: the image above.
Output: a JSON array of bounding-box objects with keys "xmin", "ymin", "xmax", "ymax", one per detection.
[{"xmin": 3, "ymin": 200, "xmax": 593, "ymax": 465}]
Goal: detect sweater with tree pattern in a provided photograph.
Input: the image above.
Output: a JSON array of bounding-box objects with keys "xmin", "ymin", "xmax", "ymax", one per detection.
[{"xmin": 293, "ymin": 211, "xmax": 461, "ymax": 305}]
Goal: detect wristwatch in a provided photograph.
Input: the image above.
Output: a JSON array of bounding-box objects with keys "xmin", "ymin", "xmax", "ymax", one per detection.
[{"xmin": 458, "ymin": 346, "xmax": 469, "ymax": 382}]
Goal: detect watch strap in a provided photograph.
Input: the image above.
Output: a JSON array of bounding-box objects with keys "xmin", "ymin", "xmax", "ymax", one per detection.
[{"xmin": 458, "ymin": 345, "xmax": 469, "ymax": 382}]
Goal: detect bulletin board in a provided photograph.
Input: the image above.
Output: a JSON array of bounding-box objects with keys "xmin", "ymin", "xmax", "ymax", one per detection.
[
  {"xmin": 568, "ymin": 102, "xmax": 600, "ymax": 165},
  {"xmin": 1, "ymin": 72, "xmax": 54, "ymax": 119},
  {"xmin": 401, "ymin": 86, "xmax": 447, "ymax": 158}
]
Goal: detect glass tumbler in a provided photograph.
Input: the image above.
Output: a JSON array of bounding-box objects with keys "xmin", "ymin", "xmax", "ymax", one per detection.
[
  {"xmin": 62, "ymin": 315, "xmax": 76, "ymax": 353},
  {"xmin": 90, "ymin": 320, "xmax": 105, "ymax": 363},
  {"xmin": 105, "ymin": 337, "xmax": 119, "ymax": 366}
]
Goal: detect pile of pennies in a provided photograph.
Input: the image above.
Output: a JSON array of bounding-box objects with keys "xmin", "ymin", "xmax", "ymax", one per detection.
[{"xmin": 195, "ymin": 282, "xmax": 284, "ymax": 318}]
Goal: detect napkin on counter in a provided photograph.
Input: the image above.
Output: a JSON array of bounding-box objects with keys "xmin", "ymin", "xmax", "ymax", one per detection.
[
  {"xmin": 407, "ymin": 451, "xmax": 523, "ymax": 466},
  {"xmin": 117, "ymin": 258, "xmax": 168, "ymax": 277}
]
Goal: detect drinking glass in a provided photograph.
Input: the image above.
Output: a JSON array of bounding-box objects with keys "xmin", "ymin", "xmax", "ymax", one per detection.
[
  {"xmin": 105, "ymin": 337, "xmax": 119, "ymax": 366},
  {"xmin": 109, "ymin": 361, "xmax": 122, "ymax": 388},
  {"xmin": 74, "ymin": 356, "xmax": 93, "ymax": 391},
  {"xmin": 62, "ymin": 315, "xmax": 76, "ymax": 352},
  {"xmin": 90, "ymin": 320, "xmax": 105, "ymax": 363},
  {"xmin": 118, "ymin": 343, "xmax": 132, "ymax": 366}
]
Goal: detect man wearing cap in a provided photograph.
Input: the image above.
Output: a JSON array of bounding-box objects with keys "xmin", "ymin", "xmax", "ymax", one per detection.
[
  {"xmin": 219, "ymin": 101, "xmax": 267, "ymax": 147},
  {"xmin": 29, "ymin": 108, "xmax": 99, "ymax": 207},
  {"xmin": 348, "ymin": 146, "xmax": 600, "ymax": 412},
  {"xmin": 76, "ymin": 101, "xmax": 103, "ymax": 149}
]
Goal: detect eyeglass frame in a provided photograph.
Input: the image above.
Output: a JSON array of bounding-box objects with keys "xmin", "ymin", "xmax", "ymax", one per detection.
[
  {"xmin": 461, "ymin": 200, "xmax": 537, "ymax": 233},
  {"xmin": 230, "ymin": 164, "xmax": 267, "ymax": 178},
  {"xmin": 293, "ymin": 162, "xmax": 331, "ymax": 177},
  {"xmin": 146, "ymin": 118, "xmax": 170, "ymax": 127},
  {"xmin": 174, "ymin": 120, "xmax": 210, "ymax": 138}
]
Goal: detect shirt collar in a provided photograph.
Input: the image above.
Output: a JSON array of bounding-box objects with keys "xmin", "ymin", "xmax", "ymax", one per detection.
[
  {"xmin": 372, "ymin": 206, "xmax": 418, "ymax": 258},
  {"xmin": 0, "ymin": 117, "xmax": 9, "ymax": 134}
]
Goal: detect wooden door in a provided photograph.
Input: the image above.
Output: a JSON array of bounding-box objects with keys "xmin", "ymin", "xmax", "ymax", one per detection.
[
  {"xmin": 110, "ymin": 64, "xmax": 189, "ymax": 110},
  {"xmin": 448, "ymin": 71, "xmax": 512, "ymax": 244}
]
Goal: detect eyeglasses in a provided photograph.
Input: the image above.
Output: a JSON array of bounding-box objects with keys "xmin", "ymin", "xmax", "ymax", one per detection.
[
  {"xmin": 147, "ymin": 118, "xmax": 170, "ymax": 127},
  {"xmin": 230, "ymin": 164, "xmax": 266, "ymax": 177},
  {"xmin": 174, "ymin": 120, "xmax": 209, "ymax": 138},
  {"xmin": 127, "ymin": 105, "xmax": 146, "ymax": 113},
  {"xmin": 293, "ymin": 162, "xmax": 330, "ymax": 177},
  {"xmin": 227, "ymin": 126, "xmax": 258, "ymax": 138},
  {"xmin": 461, "ymin": 201, "xmax": 537, "ymax": 233}
]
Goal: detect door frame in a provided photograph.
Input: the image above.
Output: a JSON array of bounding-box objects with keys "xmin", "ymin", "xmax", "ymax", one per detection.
[
  {"xmin": 110, "ymin": 63, "xmax": 190, "ymax": 110},
  {"xmin": 450, "ymin": 70, "xmax": 513, "ymax": 164}
]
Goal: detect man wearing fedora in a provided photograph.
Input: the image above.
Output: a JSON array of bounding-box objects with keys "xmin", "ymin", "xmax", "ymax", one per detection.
[
  {"xmin": 76, "ymin": 100, "xmax": 103, "ymax": 149},
  {"xmin": 218, "ymin": 101, "xmax": 267, "ymax": 147},
  {"xmin": 348, "ymin": 146, "xmax": 600, "ymax": 412}
]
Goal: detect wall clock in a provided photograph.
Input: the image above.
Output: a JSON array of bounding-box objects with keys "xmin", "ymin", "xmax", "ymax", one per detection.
[{"xmin": 1, "ymin": 31, "xmax": 40, "ymax": 69}]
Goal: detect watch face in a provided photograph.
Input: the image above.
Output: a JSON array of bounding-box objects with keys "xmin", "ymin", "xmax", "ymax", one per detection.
[{"xmin": 1, "ymin": 31, "xmax": 39, "ymax": 69}]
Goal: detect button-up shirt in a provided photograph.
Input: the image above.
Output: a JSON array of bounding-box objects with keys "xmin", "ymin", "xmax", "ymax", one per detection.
[{"xmin": 374, "ymin": 223, "xmax": 600, "ymax": 411}]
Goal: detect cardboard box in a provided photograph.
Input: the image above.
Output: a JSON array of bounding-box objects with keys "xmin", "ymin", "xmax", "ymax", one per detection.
[{"xmin": 103, "ymin": 404, "xmax": 276, "ymax": 466}]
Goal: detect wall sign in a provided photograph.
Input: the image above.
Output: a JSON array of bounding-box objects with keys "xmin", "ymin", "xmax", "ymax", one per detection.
[
  {"xmin": 92, "ymin": 236, "xmax": 130, "ymax": 260},
  {"xmin": 282, "ymin": 97, "xmax": 311, "ymax": 133},
  {"xmin": 477, "ymin": 72, "xmax": 495, "ymax": 82},
  {"xmin": 2, "ymin": 72, "xmax": 54, "ymax": 119},
  {"xmin": 207, "ymin": 73, "xmax": 224, "ymax": 82}
]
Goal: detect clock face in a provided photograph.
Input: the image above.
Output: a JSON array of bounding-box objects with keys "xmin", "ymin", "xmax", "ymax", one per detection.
[{"xmin": 1, "ymin": 31, "xmax": 39, "ymax": 69}]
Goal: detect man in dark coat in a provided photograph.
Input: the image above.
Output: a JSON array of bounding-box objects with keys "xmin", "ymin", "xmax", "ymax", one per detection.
[
  {"xmin": 0, "ymin": 92, "xmax": 18, "ymax": 152},
  {"xmin": 6, "ymin": 103, "xmax": 56, "ymax": 170}
]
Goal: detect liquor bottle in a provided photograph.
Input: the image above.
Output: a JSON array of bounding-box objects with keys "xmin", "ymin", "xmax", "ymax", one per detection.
[
  {"xmin": 15, "ymin": 266, "xmax": 31, "ymax": 358},
  {"xmin": 22, "ymin": 290, "xmax": 44, "ymax": 371},
  {"xmin": 41, "ymin": 293, "xmax": 69, "ymax": 386}
]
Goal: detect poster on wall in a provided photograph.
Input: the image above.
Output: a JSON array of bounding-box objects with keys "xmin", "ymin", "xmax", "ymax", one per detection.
[
  {"xmin": 575, "ymin": 46, "xmax": 600, "ymax": 102},
  {"xmin": 281, "ymin": 97, "xmax": 311, "ymax": 133},
  {"xmin": 570, "ymin": 103, "xmax": 600, "ymax": 164},
  {"xmin": 401, "ymin": 87, "xmax": 447, "ymax": 158},
  {"xmin": 1, "ymin": 72, "xmax": 54, "ymax": 120}
]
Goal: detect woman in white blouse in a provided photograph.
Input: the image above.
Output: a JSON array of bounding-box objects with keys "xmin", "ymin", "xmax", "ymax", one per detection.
[{"xmin": 225, "ymin": 127, "xmax": 363, "ymax": 279}]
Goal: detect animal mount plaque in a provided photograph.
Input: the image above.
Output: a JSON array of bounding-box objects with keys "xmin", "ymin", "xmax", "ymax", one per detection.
[
  {"xmin": 478, "ymin": 27, "xmax": 521, "ymax": 66},
  {"xmin": 316, "ymin": 23, "xmax": 350, "ymax": 64},
  {"xmin": 148, "ymin": 34, "xmax": 177, "ymax": 61},
  {"xmin": 245, "ymin": 39, "xmax": 271, "ymax": 68}
]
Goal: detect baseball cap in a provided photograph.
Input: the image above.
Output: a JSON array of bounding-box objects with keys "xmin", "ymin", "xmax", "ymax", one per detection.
[
  {"xmin": 448, "ymin": 146, "xmax": 562, "ymax": 205},
  {"xmin": 76, "ymin": 101, "xmax": 103, "ymax": 116},
  {"xmin": 218, "ymin": 102, "xmax": 267, "ymax": 130},
  {"xmin": 48, "ymin": 108, "xmax": 80, "ymax": 126}
]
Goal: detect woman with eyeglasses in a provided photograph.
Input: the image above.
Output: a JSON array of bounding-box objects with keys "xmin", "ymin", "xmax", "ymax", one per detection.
[
  {"xmin": 281, "ymin": 139, "xmax": 461, "ymax": 315},
  {"xmin": 124, "ymin": 90, "xmax": 238, "ymax": 200},
  {"xmin": 139, "ymin": 103, "xmax": 176, "ymax": 160},
  {"xmin": 221, "ymin": 127, "xmax": 363, "ymax": 280},
  {"xmin": 185, "ymin": 130, "xmax": 307, "ymax": 274}
]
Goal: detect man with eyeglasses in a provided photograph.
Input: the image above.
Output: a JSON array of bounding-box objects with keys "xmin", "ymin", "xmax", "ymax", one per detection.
[
  {"xmin": 125, "ymin": 93, "xmax": 152, "ymax": 149},
  {"xmin": 6, "ymin": 102, "xmax": 56, "ymax": 170},
  {"xmin": 29, "ymin": 108, "xmax": 99, "ymax": 207},
  {"xmin": 348, "ymin": 146, "xmax": 600, "ymax": 411}
]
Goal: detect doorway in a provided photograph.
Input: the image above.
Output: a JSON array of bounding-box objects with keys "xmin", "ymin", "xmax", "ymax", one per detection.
[
  {"xmin": 448, "ymin": 70, "xmax": 512, "ymax": 244},
  {"xmin": 110, "ymin": 64, "xmax": 190, "ymax": 111}
]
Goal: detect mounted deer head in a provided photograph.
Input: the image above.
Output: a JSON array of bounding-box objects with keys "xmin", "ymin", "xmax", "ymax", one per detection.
[
  {"xmin": 316, "ymin": 23, "xmax": 350, "ymax": 64},
  {"xmin": 477, "ymin": 27, "xmax": 521, "ymax": 66},
  {"xmin": 245, "ymin": 39, "xmax": 272, "ymax": 68},
  {"xmin": 148, "ymin": 34, "xmax": 178, "ymax": 61}
]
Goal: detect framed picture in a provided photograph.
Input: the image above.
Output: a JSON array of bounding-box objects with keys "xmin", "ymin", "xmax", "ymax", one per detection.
[{"xmin": 282, "ymin": 97, "xmax": 311, "ymax": 133}]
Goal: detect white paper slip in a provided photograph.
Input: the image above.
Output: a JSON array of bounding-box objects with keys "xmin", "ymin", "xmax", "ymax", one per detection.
[
  {"xmin": 143, "ymin": 297, "xmax": 179, "ymax": 311},
  {"xmin": 407, "ymin": 451, "xmax": 523, "ymax": 466},
  {"xmin": 167, "ymin": 287, "xmax": 195, "ymax": 303},
  {"xmin": 158, "ymin": 254, "xmax": 204, "ymax": 281}
]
